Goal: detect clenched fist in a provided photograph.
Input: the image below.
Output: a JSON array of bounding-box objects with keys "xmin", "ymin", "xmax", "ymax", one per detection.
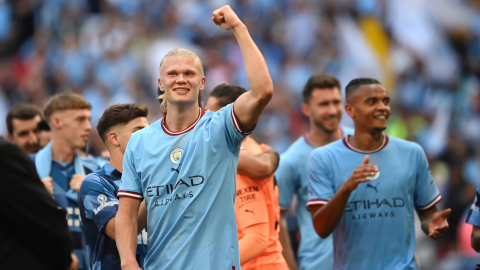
[
  {"xmin": 212, "ymin": 5, "xmax": 242, "ymax": 30},
  {"xmin": 41, "ymin": 176, "xmax": 54, "ymax": 195},
  {"xmin": 69, "ymin": 174, "xmax": 86, "ymax": 193}
]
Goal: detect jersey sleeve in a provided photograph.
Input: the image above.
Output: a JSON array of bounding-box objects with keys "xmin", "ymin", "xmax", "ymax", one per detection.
[
  {"xmin": 413, "ymin": 145, "xmax": 442, "ymax": 211},
  {"xmin": 466, "ymin": 184, "xmax": 480, "ymax": 226},
  {"xmin": 211, "ymin": 103, "xmax": 254, "ymax": 153},
  {"xmin": 235, "ymin": 177, "xmax": 269, "ymax": 230},
  {"xmin": 118, "ymin": 133, "xmax": 144, "ymax": 200},
  {"xmin": 306, "ymin": 150, "xmax": 335, "ymax": 210},
  {"xmin": 79, "ymin": 175, "xmax": 119, "ymax": 232},
  {"xmin": 276, "ymin": 156, "xmax": 297, "ymax": 210}
]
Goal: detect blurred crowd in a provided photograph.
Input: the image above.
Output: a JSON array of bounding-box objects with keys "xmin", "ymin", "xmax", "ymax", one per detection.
[{"xmin": 1, "ymin": 0, "xmax": 480, "ymax": 268}]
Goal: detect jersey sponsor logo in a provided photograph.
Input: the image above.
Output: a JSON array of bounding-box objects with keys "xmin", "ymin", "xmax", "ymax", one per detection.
[
  {"xmin": 237, "ymin": 186, "xmax": 259, "ymax": 203},
  {"xmin": 345, "ymin": 197, "xmax": 405, "ymax": 221},
  {"xmin": 146, "ymin": 175, "xmax": 205, "ymax": 207},
  {"xmin": 93, "ymin": 194, "xmax": 119, "ymax": 215},
  {"xmin": 169, "ymin": 148, "xmax": 184, "ymax": 164}
]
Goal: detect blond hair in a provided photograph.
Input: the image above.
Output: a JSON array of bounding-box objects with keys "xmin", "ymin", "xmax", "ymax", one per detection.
[
  {"xmin": 43, "ymin": 93, "xmax": 92, "ymax": 123},
  {"xmin": 158, "ymin": 48, "xmax": 204, "ymax": 113}
]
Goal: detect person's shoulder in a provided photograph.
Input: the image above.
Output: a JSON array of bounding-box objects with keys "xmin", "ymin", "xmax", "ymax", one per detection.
[
  {"xmin": 80, "ymin": 167, "xmax": 109, "ymax": 193},
  {"xmin": 281, "ymin": 136, "xmax": 311, "ymax": 159},
  {"xmin": 387, "ymin": 136, "xmax": 423, "ymax": 153}
]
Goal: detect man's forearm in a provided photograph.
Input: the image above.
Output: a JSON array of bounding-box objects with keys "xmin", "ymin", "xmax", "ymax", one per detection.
[
  {"xmin": 137, "ymin": 200, "xmax": 148, "ymax": 233},
  {"xmin": 116, "ymin": 210, "xmax": 140, "ymax": 267},
  {"xmin": 311, "ymin": 186, "xmax": 351, "ymax": 238},
  {"xmin": 232, "ymin": 24, "xmax": 272, "ymax": 101}
]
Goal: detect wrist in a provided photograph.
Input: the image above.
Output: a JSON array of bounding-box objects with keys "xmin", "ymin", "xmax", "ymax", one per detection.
[
  {"xmin": 339, "ymin": 184, "xmax": 353, "ymax": 195},
  {"xmin": 231, "ymin": 22, "xmax": 247, "ymax": 34}
]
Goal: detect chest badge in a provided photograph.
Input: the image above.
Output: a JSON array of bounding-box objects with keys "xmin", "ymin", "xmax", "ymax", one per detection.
[
  {"xmin": 366, "ymin": 170, "xmax": 380, "ymax": 181},
  {"xmin": 170, "ymin": 148, "xmax": 184, "ymax": 164}
]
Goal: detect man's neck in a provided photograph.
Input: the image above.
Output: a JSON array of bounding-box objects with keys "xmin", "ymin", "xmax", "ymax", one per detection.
[
  {"xmin": 109, "ymin": 148, "xmax": 123, "ymax": 173},
  {"xmin": 348, "ymin": 129, "xmax": 384, "ymax": 151},
  {"xmin": 308, "ymin": 124, "xmax": 342, "ymax": 148},
  {"xmin": 51, "ymin": 137, "xmax": 76, "ymax": 163},
  {"xmin": 165, "ymin": 103, "xmax": 200, "ymax": 132}
]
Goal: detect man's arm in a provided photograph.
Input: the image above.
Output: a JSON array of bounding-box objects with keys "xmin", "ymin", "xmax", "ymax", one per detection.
[
  {"xmin": 310, "ymin": 156, "xmax": 376, "ymax": 238},
  {"xmin": 103, "ymin": 200, "xmax": 148, "ymax": 241},
  {"xmin": 279, "ymin": 210, "xmax": 297, "ymax": 270},
  {"xmin": 212, "ymin": 6, "xmax": 273, "ymax": 131},
  {"xmin": 238, "ymin": 148, "xmax": 279, "ymax": 179},
  {"xmin": 239, "ymin": 223, "xmax": 269, "ymax": 265},
  {"xmin": 116, "ymin": 197, "xmax": 142, "ymax": 270},
  {"xmin": 416, "ymin": 206, "xmax": 451, "ymax": 239},
  {"xmin": 471, "ymin": 226, "xmax": 480, "ymax": 252},
  {"xmin": 0, "ymin": 139, "xmax": 73, "ymax": 270}
]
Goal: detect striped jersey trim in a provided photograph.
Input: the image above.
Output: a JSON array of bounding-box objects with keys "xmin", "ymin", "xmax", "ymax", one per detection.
[
  {"xmin": 161, "ymin": 108, "xmax": 205, "ymax": 136},
  {"xmin": 416, "ymin": 194, "xmax": 442, "ymax": 211},
  {"xmin": 343, "ymin": 135, "xmax": 389, "ymax": 154},
  {"xmin": 117, "ymin": 190, "xmax": 143, "ymax": 200},
  {"xmin": 231, "ymin": 104, "xmax": 255, "ymax": 135},
  {"xmin": 306, "ymin": 199, "xmax": 329, "ymax": 210}
]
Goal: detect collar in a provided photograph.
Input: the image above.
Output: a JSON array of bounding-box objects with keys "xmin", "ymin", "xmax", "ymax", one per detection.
[
  {"xmin": 343, "ymin": 134, "xmax": 389, "ymax": 154},
  {"xmin": 161, "ymin": 107, "xmax": 205, "ymax": 136}
]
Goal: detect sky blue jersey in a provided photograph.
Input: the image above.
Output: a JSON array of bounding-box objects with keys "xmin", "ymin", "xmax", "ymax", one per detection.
[
  {"xmin": 307, "ymin": 135, "xmax": 441, "ymax": 270},
  {"xmin": 78, "ymin": 163, "xmax": 148, "ymax": 270},
  {"xmin": 118, "ymin": 104, "xmax": 250, "ymax": 270},
  {"xmin": 276, "ymin": 126, "xmax": 353, "ymax": 270},
  {"xmin": 466, "ymin": 182, "xmax": 480, "ymax": 227}
]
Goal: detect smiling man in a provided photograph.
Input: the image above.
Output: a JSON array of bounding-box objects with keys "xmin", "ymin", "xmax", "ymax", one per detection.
[
  {"xmin": 6, "ymin": 103, "xmax": 43, "ymax": 154},
  {"xmin": 31, "ymin": 93, "xmax": 99, "ymax": 270},
  {"xmin": 115, "ymin": 5, "xmax": 273, "ymax": 270},
  {"xmin": 306, "ymin": 78, "xmax": 450, "ymax": 270}
]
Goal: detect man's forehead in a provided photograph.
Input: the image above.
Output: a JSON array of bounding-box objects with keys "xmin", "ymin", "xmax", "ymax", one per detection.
[
  {"xmin": 358, "ymin": 84, "xmax": 388, "ymax": 97},
  {"xmin": 161, "ymin": 56, "xmax": 202, "ymax": 72},
  {"xmin": 61, "ymin": 109, "xmax": 91, "ymax": 117},
  {"xmin": 12, "ymin": 115, "xmax": 41, "ymax": 130}
]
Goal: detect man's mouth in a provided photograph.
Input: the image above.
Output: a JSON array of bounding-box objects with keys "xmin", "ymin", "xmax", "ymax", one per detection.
[{"xmin": 374, "ymin": 115, "xmax": 387, "ymax": 119}]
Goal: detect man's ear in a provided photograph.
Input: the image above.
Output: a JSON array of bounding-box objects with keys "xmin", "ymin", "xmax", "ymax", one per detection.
[
  {"xmin": 199, "ymin": 76, "xmax": 206, "ymax": 91},
  {"xmin": 158, "ymin": 78, "xmax": 165, "ymax": 92},
  {"xmin": 301, "ymin": 103, "xmax": 310, "ymax": 118},
  {"xmin": 7, "ymin": 133, "xmax": 14, "ymax": 142},
  {"xmin": 50, "ymin": 114, "xmax": 62, "ymax": 129},
  {"xmin": 108, "ymin": 131, "xmax": 120, "ymax": 147},
  {"xmin": 345, "ymin": 103, "xmax": 354, "ymax": 119}
]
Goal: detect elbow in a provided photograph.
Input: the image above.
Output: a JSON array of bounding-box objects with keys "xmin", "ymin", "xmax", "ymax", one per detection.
[
  {"xmin": 256, "ymin": 163, "xmax": 273, "ymax": 178},
  {"xmin": 258, "ymin": 84, "xmax": 273, "ymax": 104},
  {"xmin": 314, "ymin": 224, "xmax": 331, "ymax": 239}
]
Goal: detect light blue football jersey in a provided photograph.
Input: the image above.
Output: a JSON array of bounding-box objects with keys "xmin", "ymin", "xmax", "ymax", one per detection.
[
  {"xmin": 466, "ymin": 183, "xmax": 480, "ymax": 226},
  {"xmin": 276, "ymin": 126, "xmax": 353, "ymax": 270},
  {"xmin": 307, "ymin": 135, "xmax": 441, "ymax": 270},
  {"xmin": 119, "ymin": 104, "xmax": 250, "ymax": 270}
]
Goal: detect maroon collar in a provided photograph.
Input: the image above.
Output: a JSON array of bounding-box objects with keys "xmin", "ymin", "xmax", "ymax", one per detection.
[
  {"xmin": 343, "ymin": 135, "xmax": 389, "ymax": 153},
  {"xmin": 161, "ymin": 108, "xmax": 205, "ymax": 136}
]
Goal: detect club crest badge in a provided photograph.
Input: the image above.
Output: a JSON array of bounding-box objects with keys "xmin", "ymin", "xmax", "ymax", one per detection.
[
  {"xmin": 366, "ymin": 170, "xmax": 380, "ymax": 181},
  {"xmin": 170, "ymin": 148, "xmax": 184, "ymax": 164}
]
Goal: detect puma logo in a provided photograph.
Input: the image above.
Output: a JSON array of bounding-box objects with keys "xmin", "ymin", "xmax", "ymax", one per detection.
[
  {"xmin": 245, "ymin": 208, "xmax": 255, "ymax": 215},
  {"xmin": 170, "ymin": 164, "xmax": 182, "ymax": 174},
  {"xmin": 367, "ymin": 182, "xmax": 380, "ymax": 193}
]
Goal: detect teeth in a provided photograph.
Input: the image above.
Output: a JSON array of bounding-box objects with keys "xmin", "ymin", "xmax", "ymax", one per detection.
[
  {"xmin": 174, "ymin": 89, "xmax": 189, "ymax": 92},
  {"xmin": 376, "ymin": 116, "xmax": 386, "ymax": 119}
]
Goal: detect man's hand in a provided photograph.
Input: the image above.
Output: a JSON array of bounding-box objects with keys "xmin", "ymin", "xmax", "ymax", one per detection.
[
  {"xmin": 259, "ymin": 143, "xmax": 273, "ymax": 153},
  {"xmin": 69, "ymin": 174, "xmax": 86, "ymax": 193},
  {"xmin": 428, "ymin": 208, "xmax": 451, "ymax": 239},
  {"xmin": 212, "ymin": 5, "xmax": 242, "ymax": 30},
  {"xmin": 68, "ymin": 253, "xmax": 78, "ymax": 270},
  {"xmin": 341, "ymin": 155, "xmax": 378, "ymax": 193},
  {"xmin": 41, "ymin": 176, "xmax": 54, "ymax": 195}
]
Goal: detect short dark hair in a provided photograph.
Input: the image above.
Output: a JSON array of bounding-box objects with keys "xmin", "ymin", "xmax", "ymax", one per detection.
[
  {"xmin": 302, "ymin": 74, "xmax": 341, "ymax": 103},
  {"xmin": 345, "ymin": 78, "xmax": 381, "ymax": 101},
  {"xmin": 6, "ymin": 104, "xmax": 43, "ymax": 135},
  {"xmin": 97, "ymin": 104, "xmax": 149, "ymax": 144},
  {"xmin": 210, "ymin": 83, "xmax": 247, "ymax": 108}
]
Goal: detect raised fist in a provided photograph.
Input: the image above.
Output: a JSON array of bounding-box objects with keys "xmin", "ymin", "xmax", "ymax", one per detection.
[{"xmin": 212, "ymin": 5, "xmax": 242, "ymax": 30}]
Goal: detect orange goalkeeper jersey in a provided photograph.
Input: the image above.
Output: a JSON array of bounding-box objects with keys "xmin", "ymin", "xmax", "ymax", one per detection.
[{"xmin": 235, "ymin": 137, "xmax": 288, "ymax": 270}]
